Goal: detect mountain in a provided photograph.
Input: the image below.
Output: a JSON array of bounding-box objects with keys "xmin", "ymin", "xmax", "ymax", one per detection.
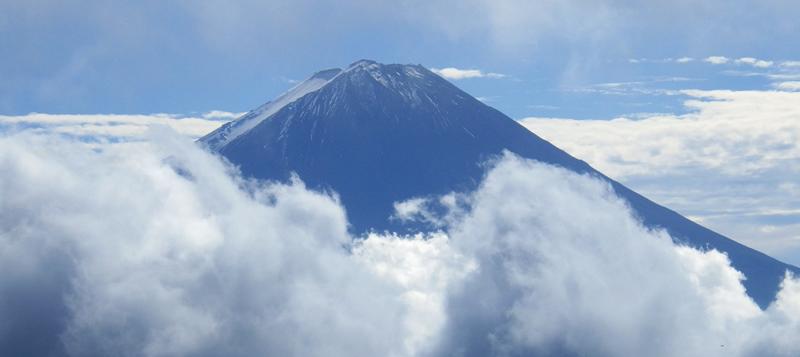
[{"xmin": 200, "ymin": 59, "xmax": 798, "ymax": 308}]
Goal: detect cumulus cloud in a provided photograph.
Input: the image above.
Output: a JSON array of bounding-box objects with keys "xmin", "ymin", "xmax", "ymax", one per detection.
[
  {"xmin": 0, "ymin": 112, "xmax": 232, "ymax": 139},
  {"xmin": 1, "ymin": 131, "xmax": 800, "ymax": 356},
  {"xmin": 430, "ymin": 67, "xmax": 506, "ymax": 80},
  {"xmin": 0, "ymin": 130, "xmax": 411, "ymax": 356},
  {"xmin": 521, "ymin": 89, "xmax": 800, "ymax": 263},
  {"xmin": 430, "ymin": 155, "xmax": 790, "ymax": 356},
  {"xmin": 705, "ymin": 56, "xmax": 730, "ymax": 64}
]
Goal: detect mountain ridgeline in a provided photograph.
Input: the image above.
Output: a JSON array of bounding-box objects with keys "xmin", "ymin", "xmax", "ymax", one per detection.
[{"xmin": 200, "ymin": 60, "xmax": 798, "ymax": 308}]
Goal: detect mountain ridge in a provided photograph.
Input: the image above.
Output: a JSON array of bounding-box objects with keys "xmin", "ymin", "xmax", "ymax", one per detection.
[{"xmin": 199, "ymin": 60, "xmax": 799, "ymax": 308}]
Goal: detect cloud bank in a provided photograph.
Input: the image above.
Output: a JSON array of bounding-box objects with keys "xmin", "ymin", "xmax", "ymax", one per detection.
[
  {"xmin": 1, "ymin": 131, "xmax": 799, "ymax": 356},
  {"xmin": 0, "ymin": 112, "xmax": 233, "ymax": 140},
  {"xmin": 521, "ymin": 89, "xmax": 800, "ymax": 265}
]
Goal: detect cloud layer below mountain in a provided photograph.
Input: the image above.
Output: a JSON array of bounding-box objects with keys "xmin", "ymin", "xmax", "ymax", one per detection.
[
  {"xmin": 521, "ymin": 89, "xmax": 800, "ymax": 265},
  {"xmin": 0, "ymin": 130, "xmax": 798, "ymax": 356},
  {"xmin": 0, "ymin": 112, "xmax": 232, "ymax": 140}
]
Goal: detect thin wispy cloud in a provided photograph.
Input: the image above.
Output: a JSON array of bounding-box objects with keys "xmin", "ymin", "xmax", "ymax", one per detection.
[
  {"xmin": 431, "ymin": 67, "xmax": 506, "ymax": 80},
  {"xmin": 627, "ymin": 57, "xmax": 693, "ymax": 64},
  {"xmin": 735, "ymin": 57, "xmax": 774, "ymax": 68},
  {"xmin": 569, "ymin": 77, "xmax": 691, "ymax": 96},
  {"xmin": 773, "ymin": 81, "xmax": 800, "ymax": 91},
  {"xmin": 629, "ymin": 56, "xmax": 791, "ymax": 68}
]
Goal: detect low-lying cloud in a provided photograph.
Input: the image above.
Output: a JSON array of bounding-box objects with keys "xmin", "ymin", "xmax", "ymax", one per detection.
[
  {"xmin": 0, "ymin": 130, "xmax": 799, "ymax": 356},
  {"xmin": 521, "ymin": 89, "xmax": 800, "ymax": 264},
  {"xmin": 0, "ymin": 112, "xmax": 233, "ymax": 140}
]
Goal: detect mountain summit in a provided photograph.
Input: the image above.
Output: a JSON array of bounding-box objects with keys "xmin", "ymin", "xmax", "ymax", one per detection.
[{"xmin": 200, "ymin": 60, "xmax": 798, "ymax": 308}]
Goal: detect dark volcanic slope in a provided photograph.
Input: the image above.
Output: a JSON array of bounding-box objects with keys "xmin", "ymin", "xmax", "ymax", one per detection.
[{"xmin": 200, "ymin": 60, "xmax": 798, "ymax": 308}]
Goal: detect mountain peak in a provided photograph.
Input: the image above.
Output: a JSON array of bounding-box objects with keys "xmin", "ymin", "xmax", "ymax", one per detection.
[
  {"xmin": 203, "ymin": 60, "xmax": 445, "ymax": 152},
  {"xmin": 199, "ymin": 61, "xmax": 798, "ymax": 307},
  {"xmin": 341, "ymin": 60, "xmax": 431, "ymax": 83}
]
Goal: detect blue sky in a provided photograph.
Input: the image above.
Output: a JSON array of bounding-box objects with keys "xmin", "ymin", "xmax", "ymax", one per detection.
[
  {"xmin": 2, "ymin": 0, "xmax": 799, "ymax": 118},
  {"xmin": 2, "ymin": 0, "xmax": 800, "ymax": 264}
]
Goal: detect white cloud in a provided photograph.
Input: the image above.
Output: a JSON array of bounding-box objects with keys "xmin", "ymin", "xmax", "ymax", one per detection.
[
  {"xmin": 392, "ymin": 197, "xmax": 431, "ymax": 222},
  {"xmin": 735, "ymin": 57, "xmax": 774, "ymax": 68},
  {"xmin": 520, "ymin": 90, "xmax": 800, "ymax": 263},
  {"xmin": 0, "ymin": 112, "xmax": 231, "ymax": 139},
  {"xmin": 353, "ymin": 233, "xmax": 475, "ymax": 354},
  {"xmin": 781, "ymin": 61, "xmax": 800, "ymax": 68},
  {"xmin": 0, "ymin": 130, "xmax": 411, "ymax": 356},
  {"xmin": 1, "ymin": 131, "xmax": 800, "ymax": 356},
  {"xmin": 676, "ymin": 57, "xmax": 694, "ymax": 63},
  {"xmin": 432, "ymin": 155, "xmax": 791, "ymax": 356},
  {"xmin": 705, "ymin": 56, "xmax": 730, "ymax": 64},
  {"xmin": 774, "ymin": 81, "xmax": 800, "ymax": 91},
  {"xmin": 203, "ymin": 110, "xmax": 245, "ymax": 120},
  {"xmin": 430, "ymin": 67, "xmax": 506, "ymax": 80},
  {"xmin": 769, "ymin": 73, "xmax": 800, "ymax": 80}
]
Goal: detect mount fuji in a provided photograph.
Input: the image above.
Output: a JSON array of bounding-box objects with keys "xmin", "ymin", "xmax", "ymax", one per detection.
[{"xmin": 200, "ymin": 59, "xmax": 798, "ymax": 308}]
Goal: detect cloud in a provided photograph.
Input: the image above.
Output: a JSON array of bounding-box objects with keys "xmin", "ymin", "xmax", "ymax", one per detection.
[
  {"xmin": 430, "ymin": 154, "xmax": 786, "ymax": 356},
  {"xmin": 0, "ymin": 130, "xmax": 412, "ymax": 356},
  {"xmin": 430, "ymin": 67, "xmax": 506, "ymax": 80},
  {"xmin": 627, "ymin": 57, "xmax": 703, "ymax": 64},
  {"xmin": 520, "ymin": 89, "xmax": 800, "ymax": 264},
  {"xmin": 0, "ymin": 112, "xmax": 232, "ymax": 139},
  {"xmin": 631, "ymin": 56, "xmax": 784, "ymax": 68},
  {"xmin": 1, "ymin": 131, "xmax": 800, "ymax": 356},
  {"xmin": 735, "ymin": 57, "xmax": 774, "ymax": 68},
  {"xmin": 568, "ymin": 79, "xmax": 685, "ymax": 96},
  {"xmin": 705, "ymin": 56, "xmax": 730, "ymax": 64},
  {"xmin": 782, "ymin": 61, "xmax": 800, "ymax": 68},
  {"xmin": 202, "ymin": 110, "xmax": 245, "ymax": 120},
  {"xmin": 773, "ymin": 81, "xmax": 800, "ymax": 91}
]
